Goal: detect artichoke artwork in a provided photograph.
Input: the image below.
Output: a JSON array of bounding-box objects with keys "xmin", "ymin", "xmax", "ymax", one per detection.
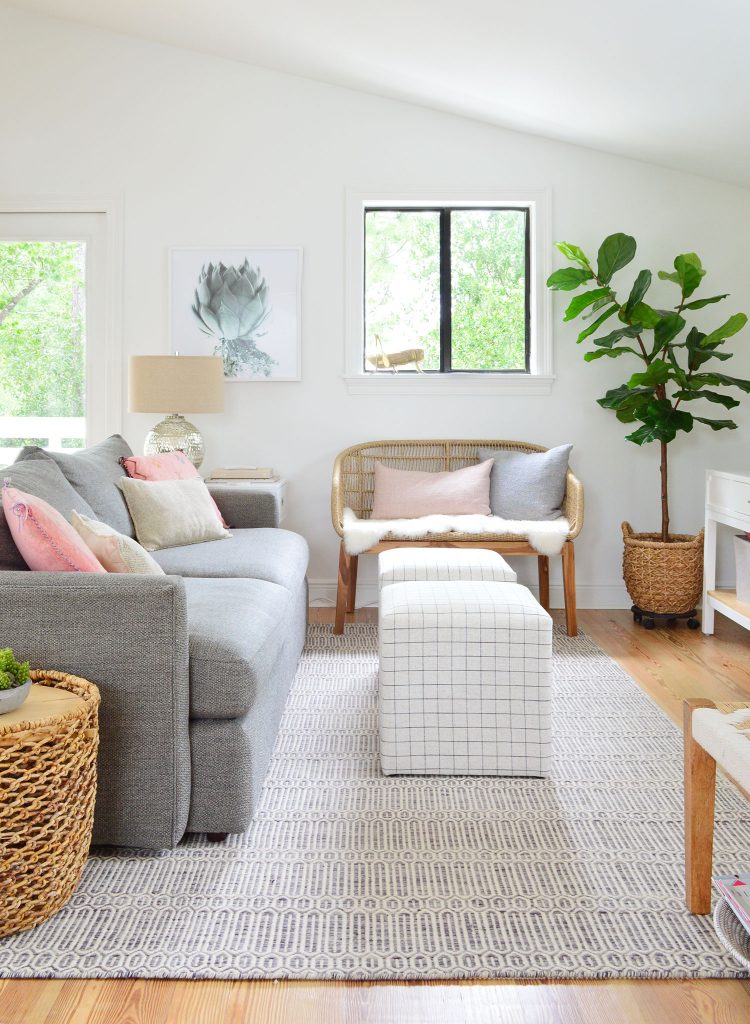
[{"xmin": 191, "ymin": 259, "xmax": 275, "ymax": 377}]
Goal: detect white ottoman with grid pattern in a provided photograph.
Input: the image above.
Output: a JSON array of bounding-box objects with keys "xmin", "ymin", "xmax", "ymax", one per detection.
[
  {"xmin": 379, "ymin": 580, "xmax": 552, "ymax": 777},
  {"xmin": 378, "ymin": 548, "xmax": 517, "ymax": 592}
]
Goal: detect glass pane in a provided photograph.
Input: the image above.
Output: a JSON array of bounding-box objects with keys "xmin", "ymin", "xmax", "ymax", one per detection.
[
  {"xmin": 0, "ymin": 241, "xmax": 86, "ymax": 460},
  {"xmin": 364, "ymin": 210, "xmax": 440, "ymax": 371},
  {"xmin": 451, "ymin": 209, "xmax": 527, "ymax": 370}
]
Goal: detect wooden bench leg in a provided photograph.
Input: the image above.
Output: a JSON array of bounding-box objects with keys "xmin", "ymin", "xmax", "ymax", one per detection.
[
  {"xmin": 537, "ymin": 556, "xmax": 550, "ymax": 611},
  {"xmin": 561, "ymin": 541, "xmax": 577, "ymax": 636},
  {"xmin": 334, "ymin": 542, "xmax": 351, "ymax": 635},
  {"xmin": 684, "ymin": 699, "xmax": 717, "ymax": 914},
  {"xmin": 346, "ymin": 554, "xmax": 359, "ymax": 613}
]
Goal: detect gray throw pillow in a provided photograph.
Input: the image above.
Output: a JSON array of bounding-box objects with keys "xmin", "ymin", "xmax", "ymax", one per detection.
[
  {"xmin": 477, "ymin": 444, "xmax": 573, "ymax": 521},
  {"xmin": 17, "ymin": 434, "xmax": 135, "ymax": 537},
  {"xmin": 0, "ymin": 457, "xmax": 98, "ymax": 570}
]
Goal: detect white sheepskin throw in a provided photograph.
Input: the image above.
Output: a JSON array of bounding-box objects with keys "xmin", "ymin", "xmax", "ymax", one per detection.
[{"xmin": 342, "ymin": 508, "xmax": 570, "ymax": 557}]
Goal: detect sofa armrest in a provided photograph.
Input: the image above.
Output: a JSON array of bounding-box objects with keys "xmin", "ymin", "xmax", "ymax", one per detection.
[
  {"xmin": 207, "ymin": 482, "xmax": 281, "ymax": 528},
  {"xmin": 0, "ymin": 572, "xmax": 190, "ymax": 849}
]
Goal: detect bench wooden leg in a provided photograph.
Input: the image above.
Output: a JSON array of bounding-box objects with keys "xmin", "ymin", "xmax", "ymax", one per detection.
[
  {"xmin": 561, "ymin": 541, "xmax": 577, "ymax": 636},
  {"xmin": 346, "ymin": 554, "xmax": 359, "ymax": 613},
  {"xmin": 537, "ymin": 556, "xmax": 550, "ymax": 611},
  {"xmin": 334, "ymin": 542, "xmax": 351, "ymax": 635},
  {"xmin": 684, "ymin": 699, "xmax": 717, "ymax": 914}
]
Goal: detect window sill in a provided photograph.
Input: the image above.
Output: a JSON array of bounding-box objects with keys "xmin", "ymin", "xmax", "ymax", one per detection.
[{"xmin": 343, "ymin": 373, "xmax": 555, "ymax": 397}]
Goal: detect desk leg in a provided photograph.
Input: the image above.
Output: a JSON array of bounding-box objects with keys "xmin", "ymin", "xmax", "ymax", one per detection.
[{"xmin": 702, "ymin": 517, "xmax": 716, "ymax": 635}]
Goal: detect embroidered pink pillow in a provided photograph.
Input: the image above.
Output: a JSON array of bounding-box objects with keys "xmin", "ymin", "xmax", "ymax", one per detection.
[
  {"xmin": 2, "ymin": 483, "xmax": 105, "ymax": 573},
  {"xmin": 120, "ymin": 451, "xmax": 228, "ymax": 527},
  {"xmin": 370, "ymin": 459, "xmax": 493, "ymax": 519}
]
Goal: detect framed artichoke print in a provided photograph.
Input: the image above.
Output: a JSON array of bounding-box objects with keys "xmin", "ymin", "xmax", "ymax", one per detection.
[{"xmin": 170, "ymin": 247, "xmax": 302, "ymax": 380}]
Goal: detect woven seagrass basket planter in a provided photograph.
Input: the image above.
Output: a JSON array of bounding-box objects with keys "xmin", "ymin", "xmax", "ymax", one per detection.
[
  {"xmin": 0, "ymin": 670, "xmax": 99, "ymax": 939},
  {"xmin": 621, "ymin": 521, "xmax": 704, "ymax": 614}
]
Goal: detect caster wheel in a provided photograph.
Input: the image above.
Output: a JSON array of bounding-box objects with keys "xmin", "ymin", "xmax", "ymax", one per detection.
[
  {"xmin": 633, "ymin": 609, "xmax": 643, "ymax": 624},
  {"xmin": 643, "ymin": 618, "xmax": 655, "ymax": 630},
  {"xmin": 687, "ymin": 617, "xmax": 700, "ymax": 630}
]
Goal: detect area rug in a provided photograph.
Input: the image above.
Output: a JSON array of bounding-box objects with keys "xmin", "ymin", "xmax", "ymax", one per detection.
[{"xmin": 1, "ymin": 624, "xmax": 748, "ymax": 980}]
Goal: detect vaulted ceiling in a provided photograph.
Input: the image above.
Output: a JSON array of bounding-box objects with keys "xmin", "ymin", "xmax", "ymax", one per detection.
[{"xmin": 9, "ymin": 0, "xmax": 750, "ymax": 187}]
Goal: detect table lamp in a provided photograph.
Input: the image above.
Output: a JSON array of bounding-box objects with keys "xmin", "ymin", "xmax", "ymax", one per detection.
[{"xmin": 128, "ymin": 355, "xmax": 225, "ymax": 468}]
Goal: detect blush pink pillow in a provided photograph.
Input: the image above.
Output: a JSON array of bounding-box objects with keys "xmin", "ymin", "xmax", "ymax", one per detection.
[
  {"xmin": 121, "ymin": 451, "xmax": 228, "ymax": 527},
  {"xmin": 370, "ymin": 459, "xmax": 493, "ymax": 519},
  {"xmin": 2, "ymin": 483, "xmax": 105, "ymax": 573}
]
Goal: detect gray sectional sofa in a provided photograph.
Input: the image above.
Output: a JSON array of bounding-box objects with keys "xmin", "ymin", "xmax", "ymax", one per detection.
[{"xmin": 0, "ymin": 436, "xmax": 309, "ymax": 849}]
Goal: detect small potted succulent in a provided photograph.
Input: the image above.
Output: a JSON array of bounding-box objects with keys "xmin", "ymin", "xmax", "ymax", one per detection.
[{"xmin": 0, "ymin": 648, "xmax": 32, "ymax": 714}]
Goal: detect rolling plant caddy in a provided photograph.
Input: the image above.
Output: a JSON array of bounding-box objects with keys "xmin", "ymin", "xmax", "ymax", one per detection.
[{"xmin": 548, "ymin": 233, "xmax": 750, "ymax": 625}]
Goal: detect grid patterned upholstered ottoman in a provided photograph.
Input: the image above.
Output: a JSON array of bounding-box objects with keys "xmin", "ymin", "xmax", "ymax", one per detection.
[
  {"xmin": 379, "ymin": 580, "xmax": 552, "ymax": 777},
  {"xmin": 378, "ymin": 548, "xmax": 517, "ymax": 591}
]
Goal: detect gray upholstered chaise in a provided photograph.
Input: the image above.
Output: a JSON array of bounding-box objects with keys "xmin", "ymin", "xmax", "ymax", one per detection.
[{"xmin": 0, "ymin": 437, "xmax": 308, "ymax": 850}]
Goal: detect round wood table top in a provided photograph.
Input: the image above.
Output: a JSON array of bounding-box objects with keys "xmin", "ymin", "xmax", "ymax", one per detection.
[{"xmin": 0, "ymin": 680, "xmax": 88, "ymax": 733}]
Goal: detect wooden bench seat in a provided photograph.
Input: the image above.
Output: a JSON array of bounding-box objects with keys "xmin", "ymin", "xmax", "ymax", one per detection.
[{"xmin": 330, "ymin": 439, "xmax": 584, "ymax": 636}]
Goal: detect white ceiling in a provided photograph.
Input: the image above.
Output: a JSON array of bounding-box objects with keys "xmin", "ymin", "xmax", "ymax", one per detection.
[{"xmin": 9, "ymin": 0, "xmax": 750, "ymax": 187}]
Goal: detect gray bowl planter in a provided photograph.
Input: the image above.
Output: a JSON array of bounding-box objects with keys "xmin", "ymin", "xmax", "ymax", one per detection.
[{"xmin": 0, "ymin": 678, "xmax": 31, "ymax": 715}]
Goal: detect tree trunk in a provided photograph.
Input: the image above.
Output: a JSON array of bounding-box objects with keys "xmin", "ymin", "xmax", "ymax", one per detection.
[
  {"xmin": 660, "ymin": 440, "xmax": 670, "ymax": 543},
  {"xmin": 0, "ymin": 279, "xmax": 40, "ymax": 327}
]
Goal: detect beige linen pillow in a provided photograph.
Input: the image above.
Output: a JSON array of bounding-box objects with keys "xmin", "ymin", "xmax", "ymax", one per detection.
[
  {"xmin": 370, "ymin": 459, "xmax": 493, "ymax": 519},
  {"xmin": 70, "ymin": 510, "xmax": 166, "ymax": 574},
  {"xmin": 117, "ymin": 478, "xmax": 230, "ymax": 551}
]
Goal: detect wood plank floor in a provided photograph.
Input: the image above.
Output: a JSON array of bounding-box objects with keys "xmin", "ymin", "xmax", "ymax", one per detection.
[{"xmin": 3, "ymin": 609, "xmax": 749, "ymax": 1024}]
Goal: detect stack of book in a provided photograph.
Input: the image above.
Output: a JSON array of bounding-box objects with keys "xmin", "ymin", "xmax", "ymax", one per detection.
[
  {"xmin": 715, "ymin": 874, "xmax": 750, "ymax": 936},
  {"xmin": 207, "ymin": 467, "xmax": 278, "ymax": 481}
]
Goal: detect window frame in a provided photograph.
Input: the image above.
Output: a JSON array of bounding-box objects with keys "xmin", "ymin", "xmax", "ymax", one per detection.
[
  {"xmin": 0, "ymin": 197, "xmax": 123, "ymax": 445},
  {"xmin": 363, "ymin": 204, "xmax": 531, "ymax": 375},
  {"xmin": 345, "ymin": 187, "xmax": 553, "ymax": 396}
]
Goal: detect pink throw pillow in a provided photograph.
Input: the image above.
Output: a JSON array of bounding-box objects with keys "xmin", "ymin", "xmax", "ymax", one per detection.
[
  {"xmin": 121, "ymin": 451, "xmax": 228, "ymax": 527},
  {"xmin": 370, "ymin": 459, "xmax": 493, "ymax": 519},
  {"xmin": 2, "ymin": 483, "xmax": 105, "ymax": 573}
]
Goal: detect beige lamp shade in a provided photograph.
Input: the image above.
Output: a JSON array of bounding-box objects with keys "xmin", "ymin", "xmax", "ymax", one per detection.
[{"xmin": 128, "ymin": 356, "xmax": 225, "ymax": 413}]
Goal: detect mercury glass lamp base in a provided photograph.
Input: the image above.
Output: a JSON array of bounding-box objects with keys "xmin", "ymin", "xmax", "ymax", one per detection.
[{"xmin": 144, "ymin": 414, "xmax": 205, "ymax": 468}]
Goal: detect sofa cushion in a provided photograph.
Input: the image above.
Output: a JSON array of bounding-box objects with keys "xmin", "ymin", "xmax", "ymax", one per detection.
[
  {"xmin": 153, "ymin": 528, "xmax": 309, "ymax": 593},
  {"xmin": 0, "ymin": 457, "xmax": 98, "ymax": 571},
  {"xmin": 184, "ymin": 576, "xmax": 292, "ymax": 719},
  {"xmin": 17, "ymin": 435, "xmax": 135, "ymax": 537}
]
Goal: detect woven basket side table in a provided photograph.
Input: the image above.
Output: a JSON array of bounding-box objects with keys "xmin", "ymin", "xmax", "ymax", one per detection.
[{"xmin": 0, "ymin": 670, "xmax": 100, "ymax": 939}]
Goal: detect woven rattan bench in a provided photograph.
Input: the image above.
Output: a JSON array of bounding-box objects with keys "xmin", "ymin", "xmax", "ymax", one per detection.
[{"xmin": 331, "ymin": 439, "xmax": 584, "ymax": 636}]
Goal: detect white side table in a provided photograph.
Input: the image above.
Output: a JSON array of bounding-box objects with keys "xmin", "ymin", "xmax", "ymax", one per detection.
[
  {"xmin": 703, "ymin": 469, "xmax": 750, "ymax": 634},
  {"xmin": 206, "ymin": 478, "xmax": 287, "ymax": 525}
]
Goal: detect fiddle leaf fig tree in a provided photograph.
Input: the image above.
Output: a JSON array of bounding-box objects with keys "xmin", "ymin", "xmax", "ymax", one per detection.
[{"xmin": 547, "ymin": 234, "xmax": 750, "ymax": 542}]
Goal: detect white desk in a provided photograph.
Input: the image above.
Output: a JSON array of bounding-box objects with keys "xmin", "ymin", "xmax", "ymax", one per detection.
[{"xmin": 703, "ymin": 469, "xmax": 750, "ymax": 634}]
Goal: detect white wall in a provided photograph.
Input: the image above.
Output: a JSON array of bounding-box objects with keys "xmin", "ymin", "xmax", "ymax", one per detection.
[{"xmin": 2, "ymin": 4, "xmax": 749, "ymax": 606}]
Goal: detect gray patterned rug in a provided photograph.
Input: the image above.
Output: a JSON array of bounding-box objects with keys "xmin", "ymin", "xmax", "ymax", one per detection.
[{"xmin": 1, "ymin": 624, "xmax": 748, "ymax": 980}]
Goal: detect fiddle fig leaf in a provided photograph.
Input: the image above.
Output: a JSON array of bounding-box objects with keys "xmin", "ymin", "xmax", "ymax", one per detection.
[
  {"xmin": 563, "ymin": 287, "xmax": 612, "ymax": 321},
  {"xmin": 597, "ymin": 384, "xmax": 651, "ymax": 410},
  {"xmin": 628, "ymin": 358, "xmax": 671, "ymax": 388},
  {"xmin": 622, "ymin": 301, "xmax": 661, "ymax": 328},
  {"xmin": 623, "ymin": 270, "xmax": 652, "ymax": 319},
  {"xmin": 547, "ymin": 267, "xmax": 594, "ymax": 290},
  {"xmin": 689, "ymin": 371, "xmax": 750, "ymax": 393},
  {"xmin": 658, "ymin": 270, "xmax": 680, "ymax": 284},
  {"xmin": 582, "ymin": 295, "xmax": 615, "ymax": 318},
  {"xmin": 624, "ymin": 402, "xmax": 694, "ymax": 445},
  {"xmin": 555, "ymin": 241, "xmax": 592, "ymax": 269},
  {"xmin": 592, "ymin": 325, "xmax": 643, "ymax": 349},
  {"xmin": 652, "ymin": 312, "xmax": 686, "ymax": 351},
  {"xmin": 692, "ymin": 416, "xmax": 737, "ymax": 430},
  {"xmin": 672, "ymin": 389, "xmax": 740, "ymax": 409},
  {"xmin": 597, "ymin": 233, "xmax": 636, "ymax": 284},
  {"xmin": 576, "ymin": 304, "xmax": 618, "ymax": 342},
  {"xmin": 673, "ymin": 253, "xmax": 705, "ymax": 298},
  {"xmin": 701, "ymin": 313, "xmax": 748, "ymax": 348},
  {"xmin": 682, "ymin": 294, "xmax": 728, "ymax": 310},
  {"xmin": 583, "ymin": 346, "xmax": 637, "ymax": 361}
]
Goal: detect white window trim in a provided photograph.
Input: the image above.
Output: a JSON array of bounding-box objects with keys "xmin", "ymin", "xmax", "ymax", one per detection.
[
  {"xmin": 344, "ymin": 186, "xmax": 553, "ymax": 396},
  {"xmin": 0, "ymin": 195, "xmax": 123, "ymax": 442}
]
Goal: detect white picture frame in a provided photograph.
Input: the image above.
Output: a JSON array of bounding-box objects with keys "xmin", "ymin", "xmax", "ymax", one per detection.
[{"xmin": 170, "ymin": 246, "xmax": 302, "ymax": 381}]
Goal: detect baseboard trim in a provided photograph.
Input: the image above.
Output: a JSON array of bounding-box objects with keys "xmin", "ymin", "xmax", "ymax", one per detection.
[{"xmin": 308, "ymin": 579, "xmax": 635, "ymax": 610}]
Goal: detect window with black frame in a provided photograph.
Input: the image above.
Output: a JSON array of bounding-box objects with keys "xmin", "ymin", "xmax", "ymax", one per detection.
[{"xmin": 363, "ymin": 206, "xmax": 530, "ymax": 373}]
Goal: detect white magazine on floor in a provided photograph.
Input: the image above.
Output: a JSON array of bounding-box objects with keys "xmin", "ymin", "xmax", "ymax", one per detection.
[{"xmin": 715, "ymin": 874, "xmax": 750, "ymax": 936}]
